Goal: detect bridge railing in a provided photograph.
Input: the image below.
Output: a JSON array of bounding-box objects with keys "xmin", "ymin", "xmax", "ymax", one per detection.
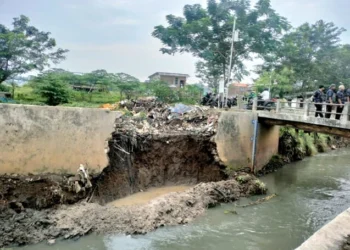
[{"xmin": 252, "ymin": 99, "xmax": 350, "ymax": 125}]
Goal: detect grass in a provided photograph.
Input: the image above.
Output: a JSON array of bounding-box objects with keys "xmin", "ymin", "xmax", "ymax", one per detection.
[
  {"xmin": 12, "ymin": 85, "xmax": 122, "ymax": 108},
  {"xmin": 10, "ymin": 84, "xmax": 201, "ymax": 108},
  {"xmin": 236, "ymin": 174, "xmax": 251, "ymax": 184},
  {"xmin": 280, "ymin": 127, "xmax": 332, "ymax": 159}
]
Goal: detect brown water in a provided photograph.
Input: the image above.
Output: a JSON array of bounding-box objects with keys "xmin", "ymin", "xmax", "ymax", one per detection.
[{"xmin": 109, "ymin": 186, "xmax": 191, "ymax": 207}]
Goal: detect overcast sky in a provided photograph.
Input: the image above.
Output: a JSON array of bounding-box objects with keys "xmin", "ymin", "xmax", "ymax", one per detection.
[{"xmin": 1, "ymin": 0, "xmax": 350, "ymax": 83}]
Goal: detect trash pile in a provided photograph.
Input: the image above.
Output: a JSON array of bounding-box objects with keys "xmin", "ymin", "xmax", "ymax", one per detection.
[
  {"xmin": 66, "ymin": 164, "xmax": 92, "ymax": 194},
  {"xmin": 100, "ymin": 97, "xmax": 160, "ymax": 112},
  {"xmin": 114, "ymin": 101, "xmax": 220, "ymax": 135}
]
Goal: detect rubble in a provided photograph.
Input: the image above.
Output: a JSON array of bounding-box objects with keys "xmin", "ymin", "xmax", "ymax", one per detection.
[
  {"xmin": 66, "ymin": 164, "xmax": 92, "ymax": 193},
  {"xmin": 114, "ymin": 100, "xmax": 220, "ymax": 135}
]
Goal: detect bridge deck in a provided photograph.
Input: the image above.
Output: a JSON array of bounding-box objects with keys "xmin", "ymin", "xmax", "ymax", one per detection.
[{"xmin": 258, "ymin": 112, "xmax": 350, "ymax": 137}]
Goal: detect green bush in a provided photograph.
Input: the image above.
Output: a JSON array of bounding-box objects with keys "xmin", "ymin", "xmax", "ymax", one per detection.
[
  {"xmin": 31, "ymin": 74, "xmax": 70, "ymax": 106},
  {"xmin": 0, "ymin": 84, "xmax": 10, "ymax": 92},
  {"xmin": 149, "ymin": 81, "xmax": 177, "ymax": 103}
]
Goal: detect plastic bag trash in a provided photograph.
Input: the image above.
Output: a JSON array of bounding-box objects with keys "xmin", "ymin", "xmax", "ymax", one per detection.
[{"xmin": 169, "ymin": 103, "xmax": 193, "ymax": 115}]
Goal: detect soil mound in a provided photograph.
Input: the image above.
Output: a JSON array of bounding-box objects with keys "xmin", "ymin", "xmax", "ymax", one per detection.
[{"xmin": 0, "ymin": 175, "xmax": 266, "ymax": 248}]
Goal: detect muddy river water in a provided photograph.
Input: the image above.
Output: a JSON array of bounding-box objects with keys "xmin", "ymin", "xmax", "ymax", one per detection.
[{"xmin": 19, "ymin": 149, "xmax": 350, "ymax": 250}]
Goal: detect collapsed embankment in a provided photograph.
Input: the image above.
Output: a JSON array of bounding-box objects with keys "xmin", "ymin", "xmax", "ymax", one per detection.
[
  {"xmin": 91, "ymin": 112, "xmax": 226, "ymax": 203},
  {"xmin": 2, "ymin": 100, "xmax": 348, "ymax": 248},
  {"xmin": 0, "ymin": 103, "xmax": 234, "ymax": 247},
  {"xmin": 0, "ymin": 174, "xmax": 266, "ymax": 247}
]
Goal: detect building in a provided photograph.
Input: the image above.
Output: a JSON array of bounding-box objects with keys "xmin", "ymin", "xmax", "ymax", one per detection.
[
  {"xmin": 148, "ymin": 72, "xmax": 189, "ymax": 88},
  {"xmin": 228, "ymin": 82, "xmax": 250, "ymax": 96}
]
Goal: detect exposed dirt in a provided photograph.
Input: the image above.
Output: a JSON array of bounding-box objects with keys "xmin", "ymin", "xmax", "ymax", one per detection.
[
  {"xmin": 341, "ymin": 235, "xmax": 350, "ymax": 250},
  {"xmin": 0, "ymin": 174, "xmax": 89, "ymax": 210},
  {"xmin": 90, "ymin": 105, "xmax": 224, "ymax": 204},
  {"xmin": 0, "ymin": 175, "xmax": 266, "ymax": 248},
  {"xmin": 0, "ymin": 104, "xmax": 231, "ymax": 248},
  {"xmin": 93, "ymin": 132, "xmax": 225, "ymax": 204}
]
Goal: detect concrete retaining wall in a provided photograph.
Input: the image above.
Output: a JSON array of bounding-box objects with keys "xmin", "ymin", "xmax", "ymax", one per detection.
[
  {"xmin": 0, "ymin": 104, "xmax": 121, "ymax": 174},
  {"xmin": 296, "ymin": 207, "xmax": 350, "ymax": 250},
  {"xmin": 215, "ymin": 111, "xmax": 279, "ymax": 171}
]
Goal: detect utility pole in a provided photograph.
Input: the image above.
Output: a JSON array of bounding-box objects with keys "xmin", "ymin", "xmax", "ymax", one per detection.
[{"xmin": 225, "ymin": 16, "xmax": 237, "ymax": 108}]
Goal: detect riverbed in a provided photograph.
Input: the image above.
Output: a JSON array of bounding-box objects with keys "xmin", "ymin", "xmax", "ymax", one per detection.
[{"xmin": 18, "ymin": 148, "xmax": 350, "ymax": 250}]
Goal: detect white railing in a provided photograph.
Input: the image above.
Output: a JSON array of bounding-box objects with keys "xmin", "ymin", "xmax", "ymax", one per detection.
[{"xmin": 251, "ymin": 99, "xmax": 350, "ymax": 125}]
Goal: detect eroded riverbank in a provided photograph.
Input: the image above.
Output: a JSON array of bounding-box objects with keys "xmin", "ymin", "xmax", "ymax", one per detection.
[
  {"xmin": 17, "ymin": 148, "xmax": 350, "ymax": 250},
  {"xmin": 2, "ymin": 102, "xmax": 349, "ymax": 248},
  {"xmin": 0, "ymin": 175, "xmax": 266, "ymax": 248}
]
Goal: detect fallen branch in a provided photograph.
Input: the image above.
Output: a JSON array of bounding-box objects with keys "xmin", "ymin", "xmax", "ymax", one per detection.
[{"xmin": 238, "ymin": 193, "xmax": 277, "ymax": 208}]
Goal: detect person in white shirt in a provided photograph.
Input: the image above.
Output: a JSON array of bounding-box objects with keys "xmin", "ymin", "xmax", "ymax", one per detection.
[{"xmin": 260, "ymin": 88, "xmax": 270, "ymax": 100}]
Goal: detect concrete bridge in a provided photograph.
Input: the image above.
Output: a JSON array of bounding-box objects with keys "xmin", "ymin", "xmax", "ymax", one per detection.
[{"xmin": 253, "ymin": 99, "xmax": 350, "ymax": 138}]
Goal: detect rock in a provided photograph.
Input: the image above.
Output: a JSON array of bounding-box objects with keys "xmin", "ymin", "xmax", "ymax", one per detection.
[
  {"xmin": 331, "ymin": 145, "xmax": 336, "ymax": 150},
  {"xmin": 47, "ymin": 239, "xmax": 56, "ymax": 245}
]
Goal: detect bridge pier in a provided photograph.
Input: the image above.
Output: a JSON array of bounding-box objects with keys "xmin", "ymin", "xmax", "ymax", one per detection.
[{"xmin": 215, "ymin": 112, "xmax": 279, "ymax": 172}]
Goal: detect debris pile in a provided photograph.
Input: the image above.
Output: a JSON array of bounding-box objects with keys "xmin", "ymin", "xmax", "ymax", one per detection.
[
  {"xmin": 115, "ymin": 101, "xmax": 220, "ymax": 135},
  {"xmin": 66, "ymin": 164, "xmax": 92, "ymax": 194}
]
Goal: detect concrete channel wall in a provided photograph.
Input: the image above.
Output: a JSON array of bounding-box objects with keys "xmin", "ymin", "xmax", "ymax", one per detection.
[
  {"xmin": 215, "ymin": 111, "xmax": 279, "ymax": 172},
  {"xmin": 296, "ymin": 207, "xmax": 350, "ymax": 250},
  {"xmin": 0, "ymin": 104, "xmax": 121, "ymax": 174}
]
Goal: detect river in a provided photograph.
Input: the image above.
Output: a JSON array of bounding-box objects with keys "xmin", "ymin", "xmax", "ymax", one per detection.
[{"xmin": 19, "ymin": 148, "xmax": 350, "ymax": 250}]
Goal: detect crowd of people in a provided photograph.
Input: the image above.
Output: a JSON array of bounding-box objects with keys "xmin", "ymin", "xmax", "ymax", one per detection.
[
  {"xmin": 313, "ymin": 84, "xmax": 350, "ymax": 120},
  {"xmin": 201, "ymin": 92, "xmax": 237, "ymax": 108}
]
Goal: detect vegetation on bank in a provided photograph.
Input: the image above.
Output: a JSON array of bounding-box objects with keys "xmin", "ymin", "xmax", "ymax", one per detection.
[
  {"xmin": 1, "ymin": 70, "xmax": 204, "ymax": 107},
  {"xmin": 259, "ymin": 128, "xmax": 334, "ymax": 175}
]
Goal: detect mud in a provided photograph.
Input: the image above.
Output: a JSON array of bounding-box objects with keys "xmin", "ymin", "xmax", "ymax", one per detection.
[
  {"xmin": 0, "ymin": 175, "xmax": 266, "ymax": 248},
  {"xmin": 0, "ymin": 174, "xmax": 89, "ymax": 210},
  {"xmin": 109, "ymin": 186, "xmax": 192, "ymax": 207}
]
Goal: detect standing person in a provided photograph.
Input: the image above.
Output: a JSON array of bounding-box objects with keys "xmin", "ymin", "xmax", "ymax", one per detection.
[
  {"xmin": 314, "ymin": 85, "xmax": 325, "ymax": 118},
  {"xmin": 335, "ymin": 85, "xmax": 346, "ymax": 120},
  {"xmin": 325, "ymin": 84, "xmax": 337, "ymax": 119}
]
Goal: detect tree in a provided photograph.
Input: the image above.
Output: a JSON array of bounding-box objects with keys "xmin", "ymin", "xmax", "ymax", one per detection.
[
  {"xmin": 46, "ymin": 68, "xmax": 83, "ymax": 86},
  {"xmin": 195, "ymin": 60, "xmax": 222, "ymax": 93},
  {"xmin": 0, "ymin": 82, "xmax": 10, "ymax": 91},
  {"xmin": 255, "ymin": 67, "xmax": 295, "ymax": 97},
  {"xmin": 149, "ymin": 81, "xmax": 177, "ymax": 102},
  {"xmin": 269, "ymin": 20, "xmax": 345, "ymax": 93},
  {"xmin": 31, "ymin": 72, "xmax": 70, "ymax": 105},
  {"xmin": 331, "ymin": 45, "xmax": 350, "ymax": 85},
  {"xmin": 153, "ymin": 0, "xmax": 289, "ymax": 84},
  {"xmin": 113, "ymin": 72, "xmax": 139, "ymax": 83},
  {"xmin": 180, "ymin": 84, "xmax": 204, "ymax": 103},
  {"xmin": 83, "ymin": 69, "xmax": 111, "ymax": 91},
  {"xmin": 0, "ymin": 15, "xmax": 68, "ymax": 84},
  {"xmin": 113, "ymin": 73, "xmax": 140, "ymax": 99}
]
